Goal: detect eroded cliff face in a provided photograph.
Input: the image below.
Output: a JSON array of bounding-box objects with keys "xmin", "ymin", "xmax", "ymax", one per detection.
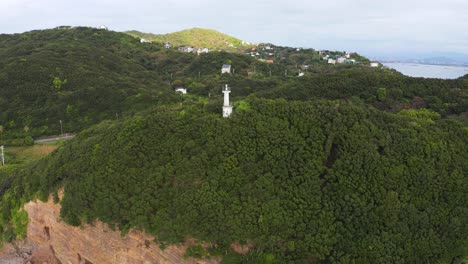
[{"xmin": 1, "ymin": 196, "xmax": 219, "ymax": 264}]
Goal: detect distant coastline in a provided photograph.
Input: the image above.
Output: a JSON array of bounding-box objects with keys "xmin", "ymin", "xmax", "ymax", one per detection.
[
  {"xmin": 382, "ymin": 62, "xmax": 468, "ymax": 79},
  {"xmin": 378, "ymin": 60, "xmax": 468, "ymax": 67}
]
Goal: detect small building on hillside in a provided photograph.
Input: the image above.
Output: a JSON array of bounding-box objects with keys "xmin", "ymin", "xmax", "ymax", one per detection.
[
  {"xmin": 298, "ymin": 72, "xmax": 305, "ymax": 77},
  {"xmin": 174, "ymin": 87, "xmax": 187, "ymax": 94},
  {"xmin": 328, "ymin": 58, "xmax": 337, "ymax": 65},
  {"xmin": 221, "ymin": 64, "xmax": 232, "ymax": 74},
  {"xmin": 265, "ymin": 60, "xmax": 274, "ymax": 64},
  {"xmin": 370, "ymin": 62, "xmax": 379, "ymax": 67},
  {"xmin": 140, "ymin": 38, "xmax": 151, "ymax": 43},
  {"xmin": 164, "ymin": 42, "xmax": 171, "ymax": 48},
  {"xmin": 98, "ymin": 25, "xmax": 108, "ymax": 30},
  {"xmin": 178, "ymin": 47, "xmax": 194, "ymax": 53},
  {"xmin": 337, "ymin": 57, "xmax": 347, "ymax": 64},
  {"xmin": 197, "ymin": 48, "xmax": 209, "ymax": 55}
]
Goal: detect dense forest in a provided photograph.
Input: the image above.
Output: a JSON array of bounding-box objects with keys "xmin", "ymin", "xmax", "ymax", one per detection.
[
  {"xmin": 0, "ymin": 27, "xmax": 182, "ymax": 141},
  {"xmin": 1, "ymin": 99, "xmax": 467, "ymax": 263},
  {"xmin": 1, "ymin": 27, "xmax": 466, "ymax": 142},
  {"xmin": 0, "ymin": 27, "xmax": 467, "ymax": 263}
]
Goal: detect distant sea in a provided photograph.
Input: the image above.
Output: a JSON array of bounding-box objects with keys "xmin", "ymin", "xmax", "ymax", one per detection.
[{"xmin": 382, "ymin": 63, "xmax": 468, "ymax": 79}]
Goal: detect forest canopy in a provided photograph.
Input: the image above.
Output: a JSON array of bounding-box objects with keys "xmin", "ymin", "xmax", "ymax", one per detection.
[{"xmin": 1, "ymin": 99, "xmax": 466, "ymax": 263}]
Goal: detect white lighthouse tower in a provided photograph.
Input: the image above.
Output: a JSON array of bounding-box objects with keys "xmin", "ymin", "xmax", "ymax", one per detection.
[{"xmin": 222, "ymin": 84, "xmax": 233, "ymax": 118}]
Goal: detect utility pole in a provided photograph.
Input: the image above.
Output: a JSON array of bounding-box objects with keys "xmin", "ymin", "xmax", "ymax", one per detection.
[
  {"xmin": 198, "ymin": 71, "xmax": 201, "ymax": 78},
  {"xmin": 59, "ymin": 120, "xmax": 63, "ymax": 136},
  {"xmin": 1, "ymin": 145, "xmax": 4, "ymax": 166}
]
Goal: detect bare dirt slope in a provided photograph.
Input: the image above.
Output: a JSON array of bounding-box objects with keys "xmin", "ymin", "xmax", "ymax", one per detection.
[{"xmin": 1, "ymin": 194, "xmax": 219, "ymax": 264}]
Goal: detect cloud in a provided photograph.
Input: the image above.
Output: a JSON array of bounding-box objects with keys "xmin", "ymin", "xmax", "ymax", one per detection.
[{"xmin": 0, "ymin": 0, "xmax": 466, "ymax": 57}]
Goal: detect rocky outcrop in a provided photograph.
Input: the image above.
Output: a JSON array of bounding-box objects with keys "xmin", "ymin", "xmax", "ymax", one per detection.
[
  {"xmin": 1, "ymin": 195, "xmax": 219, "ymax": 264},
  {"xmin": 0, "ymin": 240, "xmax": 35, "ymax": 264}
]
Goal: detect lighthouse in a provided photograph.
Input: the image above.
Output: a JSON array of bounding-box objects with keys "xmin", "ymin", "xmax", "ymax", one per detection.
[{"xmin": 222, "ymin": 84, "xmax": 233, "ymax": 118}]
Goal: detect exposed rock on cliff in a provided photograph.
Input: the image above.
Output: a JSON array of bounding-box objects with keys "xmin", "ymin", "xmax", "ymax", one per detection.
[{"xmin": 1, "ymin": 196, "xmax": 219, "ymax": 264}]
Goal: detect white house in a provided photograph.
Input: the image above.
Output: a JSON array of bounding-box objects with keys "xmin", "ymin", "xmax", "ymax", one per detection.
[
  {"xmin": 328, "ymin": 59, "xmax": 337, "ymax": 65},
  {"xmin": 197, "ymin": 48, "xmax": 209, "ymax": 55},
  {"xmin": 98, "ymin": 25, "xmax": 108, "ymax": 30},
  {"xmin": 298, "ymin": 72, "xmax": 305, "ymax": 77},
  {"xmin": 221, "ymin": 64, "xmax": 232, "ymax": 74},
  {"xmin": 175, "ymin": 87, "xmax": 187, "ymax": 94},
  {"xmin": 164, "ymin": 42, "xmax": 171, "ymax": 48},
  {"xmin": 337, "ymin": 57, "xmax": 347, "ymax": 64},
  {"xmin": 345, "ymin": 53, "xmax": 351, "ymax": 59},
  {"xmin": 178, "ymin": 47, "xmax": 195, "ymax": 53},
  {"xmin": 140, "ymin": 38, "xmax": 151, "ymax": 43},
  {"xmin": 370, "ymin": 62, "xmax": 379, "ymax": 67}
]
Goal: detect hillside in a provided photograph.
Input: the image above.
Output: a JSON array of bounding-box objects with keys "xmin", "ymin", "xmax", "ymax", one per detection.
[
  {"xmin": 1, "ymin": 26, "xmax": 467, "ymax": 145},
  {"xmin": 0, "ymin": 26, "xmax": 376, "ymax": 144},
  {"xmin": 1, "ymin": 99, "xmax": 467, "ymax": 263},
  {"xmin": 0, "ymin": 26, "xmax": 186, "ymax": 141},
  {"xmin": 126, "ymin": 28, "xmax": 252, "ymax": 50}
]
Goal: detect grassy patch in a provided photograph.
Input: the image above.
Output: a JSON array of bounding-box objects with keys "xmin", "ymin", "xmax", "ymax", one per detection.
[{"xmin": 6, "ymin": 143, "xmax": 59, "ymax": 165}]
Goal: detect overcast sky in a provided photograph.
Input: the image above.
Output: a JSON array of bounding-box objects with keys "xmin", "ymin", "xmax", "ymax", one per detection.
[{"xmin": 1, "ymin": 0, "xmax": 467, "ymax": 58}]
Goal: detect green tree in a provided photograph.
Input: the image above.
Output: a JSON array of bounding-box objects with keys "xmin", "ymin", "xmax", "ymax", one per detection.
[{"xmin": 377, "ymin": 87, "xmax": 387, "ymax": 101}]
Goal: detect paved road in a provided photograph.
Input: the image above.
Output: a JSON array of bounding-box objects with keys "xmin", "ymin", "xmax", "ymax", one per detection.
[{"xmin": 34, "ymin": 134, "xmax": 76, "ymax": 144}]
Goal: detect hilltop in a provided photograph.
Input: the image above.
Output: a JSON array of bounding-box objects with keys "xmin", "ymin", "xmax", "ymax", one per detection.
[{"xmin": 126, "ymin": 27, "xmax": 252, "ymax": 50}]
